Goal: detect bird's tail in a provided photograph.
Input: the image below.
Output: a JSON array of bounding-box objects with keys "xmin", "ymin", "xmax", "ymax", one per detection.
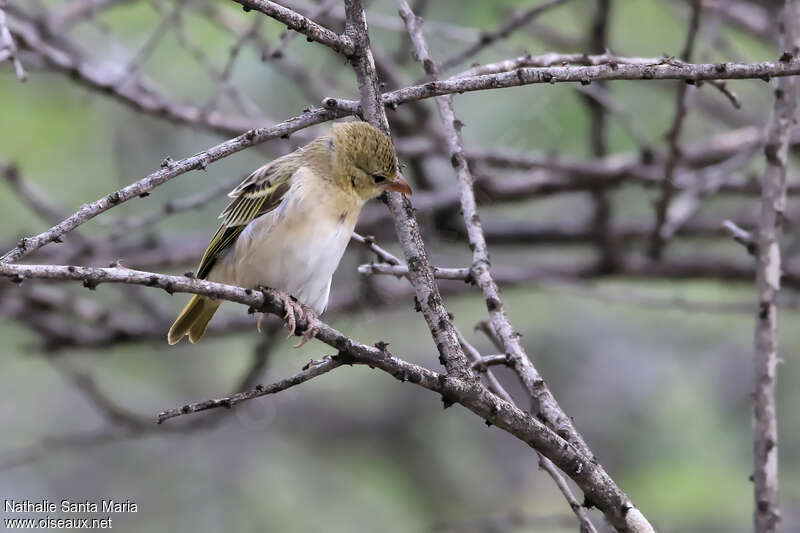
[{"xmin": 167, "ymin": 295, "xmax": 221, "ymax": 345}]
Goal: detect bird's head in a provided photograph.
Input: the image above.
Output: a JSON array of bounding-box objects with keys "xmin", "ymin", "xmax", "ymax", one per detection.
[{"xmin": 330, "ymin": 121, "xmax": 411, "ymax": 200}]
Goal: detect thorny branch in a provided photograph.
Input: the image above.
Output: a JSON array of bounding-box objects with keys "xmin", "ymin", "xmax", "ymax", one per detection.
[
  {"xmin": 0, "ymin": 260, "xmax": 651, "ymax": 527},
  {"xmin": 342, "ymin": 0, "xmax": 474, "ymax": 381},
  {"xmin": 394, "ymin": 1, "xmax": 650, "ymax": 530},
  {"xmin": 232, "ymin": 0, "xmax": 354, "ymax": 56}
]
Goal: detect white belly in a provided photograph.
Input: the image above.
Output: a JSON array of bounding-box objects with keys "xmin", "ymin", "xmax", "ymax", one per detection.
[{"xmin": 207, "ymin": 168, "xmax": 361, "ymax": 314}]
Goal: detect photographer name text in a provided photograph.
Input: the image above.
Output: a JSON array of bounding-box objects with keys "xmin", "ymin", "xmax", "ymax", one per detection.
[{"xmin": 4, "ymin": 500, "xmax": 137, "ymax": 514}]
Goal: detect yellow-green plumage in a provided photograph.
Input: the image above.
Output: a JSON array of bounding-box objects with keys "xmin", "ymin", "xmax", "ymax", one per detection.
[
  {"xmin": 168, "ymin": 295, "xmax": 220, "ymax": 344},
  {"xmin": 167, "ymin": 121, "xmax": 410, "ymax": 345}
]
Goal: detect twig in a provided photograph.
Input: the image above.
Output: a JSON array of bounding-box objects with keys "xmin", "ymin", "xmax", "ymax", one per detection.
[
  {"xmin": 261, "ymin": 0, "xmax": 339, "ymax": 60},
  {"xmin": 351, "ymin": 233, "xmax": 402, "ymax": 265},
  {"xmin": 649, "ymin": 0, "xmax": 702, "ymax": 260},
  {"xmin": 157, "ymin": 354, "xmax": 344, "ymax": 423},
  {"xmin": 168, "ymin": 2, "xmax": 266, "ymax": 120},
  {"xmin": 470, "ymin": 354, "xmax": 510, "ymax": 371},
  {"xmin": 0, "ymin": 0, "xmax": 26, "ymax": 81},
  {"xmin": 723, "ymin": 219, "xmax": 757, "ymax": 255},
  {"xmin": 355, "ymin": 258, "xmax": 800, "ymax": 297},
  {"xmin": 536, "ymin": 453, "xmax": 598, "ymax": 533},
  {"xmin": 439, "ymin": 0, "xmax": 570, "ymax": 72},
  {"xmin": 358, "ymin": 262, "xmax": 469, "ymax": 280},
  {"xmin": 455, "ymin": 326, "xmax": 598, "ymax": 533},
  {"xmin": 106, "ymin": 176, "xmax": 240, "ymax": 234},
  {"xmin": 232, "ymin": 0, "xmax": 354, "ymax": 56},
  {"xmin": 659, "ymin": 149, "xmax": 758, "ymax": 243},
  {"xmin": 707, "ymin": 79, "xmax": 742, "ymax": 108}
]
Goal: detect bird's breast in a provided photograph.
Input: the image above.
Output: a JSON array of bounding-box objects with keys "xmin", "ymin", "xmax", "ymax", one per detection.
[{"xmin": 221, "ymin": 169, "xmax": 362, "ymax": 313}]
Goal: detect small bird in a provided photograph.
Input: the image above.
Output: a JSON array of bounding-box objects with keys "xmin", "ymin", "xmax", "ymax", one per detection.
[{"xmin": 167, "ymin": 121, "xmax": 411, "ymax": 347}]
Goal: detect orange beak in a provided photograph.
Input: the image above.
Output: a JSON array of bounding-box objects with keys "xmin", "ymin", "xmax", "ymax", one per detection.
[{"xmin": 385, "ymin": 176, "xmax": 412, "ymax": 196}]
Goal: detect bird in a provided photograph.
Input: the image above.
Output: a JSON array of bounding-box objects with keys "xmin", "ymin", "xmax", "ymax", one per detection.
[{"xmin": 167, "ymin": 121, "xmax": 411, "ymax": 347}]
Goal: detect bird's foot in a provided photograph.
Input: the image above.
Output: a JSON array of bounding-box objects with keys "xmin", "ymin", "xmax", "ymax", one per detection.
[
  {"xmin": 293, "ymin": 306, "xmax": 320, "ymax": 349},
  {"xmin": 255, "ymin": 287, "xmax": 318, "ymax": 347},
  {"xmin": 257, "ymin": 286, "xmax": 302, "ymax": 336}
]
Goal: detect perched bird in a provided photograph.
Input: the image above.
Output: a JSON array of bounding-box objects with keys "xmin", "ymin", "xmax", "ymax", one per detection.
[{"xmin": 168, "ymin": 121, "xmax": 411, "ymax": 346}]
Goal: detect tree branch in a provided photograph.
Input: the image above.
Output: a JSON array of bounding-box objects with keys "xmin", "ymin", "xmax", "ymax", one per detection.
[
  {"xmin": 752, "ymin": 1, "xmax": 798, "ymax": 531},
  {"xmin": 394, "ymin": 1, "xmax": 652, "ymax": 530},
  {"xmin": 325, "ymin": 58, "xmax": 800, "ymax": 113},
  {"xmin": 343, "ymin": 0, "xmax": 474, "ymax": 381},
  {"xmin": 232, "ymin": 0, "xmax": 354, "ymax": 56}
]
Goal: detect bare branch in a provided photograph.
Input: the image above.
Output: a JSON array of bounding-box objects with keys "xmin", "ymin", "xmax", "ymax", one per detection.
[
  {"xmin": 470, "ymin": 354, "xmax": 511, "ymax": 371},
  {"xmin": 0, "ymin": 0, "xmax": 26, "ymax": 81},
  {"xmin": 394, "ymin": 2, "xmax": 651, "ymax": 530},
  {"xmin": 157, "ymin": 354, "xmax": 344, "ymax": 423},
  {"xmin": 343, "ymin": 0, "xmax": 474, "ymax": 380},
  {"xmin": 232, "ymin": 0, "xmax": 354, "ymax": 56},
  {"xmin": 453, "ymin": 51, "xmax": 665, "ymax": 78},
  {"xmin": 351, "ymin": 233, "xmax": 402, "ymax": 265},
  {"xmin": 707, "ymin": 79, "xmax": 742, "ymax": 108},
  {"xmin": 0, "ymin": 261, "xmax": 651, "ymax": 524},
  {"xmin": 537, "ymin": 453, "xmax": 599, "ymax": 533},
  {"xmin": 456, "ymin": 326, "xmax": 598, "ymax": 533},
  {"xmin": 358, "ymin": 262, "xmax": 469, "ymax": 280},
  {"xmin": 261, "ymin": 0, "xmax": 340, "ymax": 60},
  {"xmin": 723, "ymin": 219, "xmax": 757, "ymax": 255},
  {"xmin": 752, "ymin": 2, "xmax": 799, "ymax": 530},
  {"xmin": 325, "ymin": 58, "xmax": 800, "ymax": 113}
]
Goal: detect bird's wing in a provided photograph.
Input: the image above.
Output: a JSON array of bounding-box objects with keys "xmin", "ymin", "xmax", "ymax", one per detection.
[{"xmin": 196, "ymin": 157, "xmax": 298, "ymax": 280}]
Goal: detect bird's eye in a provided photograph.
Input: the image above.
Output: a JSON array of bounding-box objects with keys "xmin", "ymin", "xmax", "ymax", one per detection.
[{"xmin": 372, "ymin": 175, "xmax": 386, "ymax": 184}]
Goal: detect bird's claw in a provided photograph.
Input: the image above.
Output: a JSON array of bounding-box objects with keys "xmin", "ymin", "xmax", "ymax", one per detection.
[
  {"xmin": 255, "ymin": 286, "xmax": 318, "ymax": 347},
  {"xmin": 293, "ymin": 306, "xmax": 319, "ymax": 349}
]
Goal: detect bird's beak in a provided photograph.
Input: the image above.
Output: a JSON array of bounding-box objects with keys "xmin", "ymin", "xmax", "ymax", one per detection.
[{"xmin": 385, "ymin": 176, "xmax": 412, "ymax": 196}]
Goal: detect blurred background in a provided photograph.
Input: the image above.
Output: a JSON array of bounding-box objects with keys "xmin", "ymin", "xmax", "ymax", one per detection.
[{"xmin": 1, "ymin": 0, "xmax": 799, "ymax": 531}]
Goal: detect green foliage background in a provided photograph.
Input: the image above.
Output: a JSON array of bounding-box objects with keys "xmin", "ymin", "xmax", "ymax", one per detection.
[{"xmin": 1, "ymin": 1, "xmax": 798, "ymax": 531}]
